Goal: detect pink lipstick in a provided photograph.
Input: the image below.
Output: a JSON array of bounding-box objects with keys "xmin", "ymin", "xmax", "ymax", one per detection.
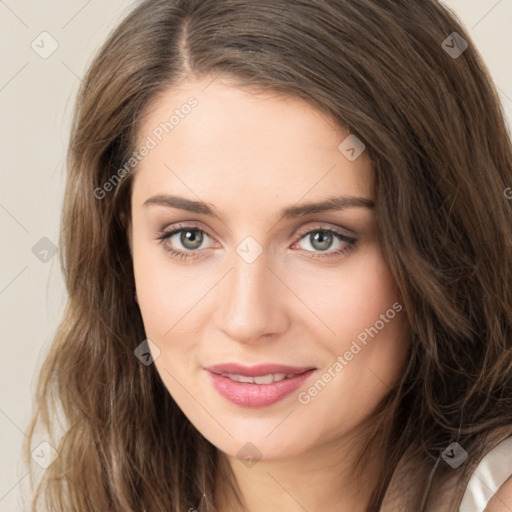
[{"xmin": 205, "ymin": 363, "xmax": 316, "ymax": 408}]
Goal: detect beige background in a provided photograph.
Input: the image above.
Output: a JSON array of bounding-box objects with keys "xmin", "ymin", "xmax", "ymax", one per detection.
[{"xmin": 0, "ymin": 1, "xmax": 511, "ymax": 510}]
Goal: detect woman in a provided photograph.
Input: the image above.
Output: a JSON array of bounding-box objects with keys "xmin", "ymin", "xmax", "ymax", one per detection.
[{"xmin": 24, "ymin": 0, "xmax": 512, "ymax": 511}]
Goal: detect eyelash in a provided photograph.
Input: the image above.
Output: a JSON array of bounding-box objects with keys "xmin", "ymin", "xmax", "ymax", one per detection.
[{"xmin": 156, "ymin": 223, "xmax": 358, "ymax": 262}]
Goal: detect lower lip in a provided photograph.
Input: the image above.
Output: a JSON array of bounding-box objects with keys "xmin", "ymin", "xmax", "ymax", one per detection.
[{"xmin": 206, "ymin": 369, "xmax": 316, "ymax": 408}]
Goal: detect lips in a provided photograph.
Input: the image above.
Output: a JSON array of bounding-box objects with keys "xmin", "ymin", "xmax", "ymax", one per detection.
[{"xmin": 204, "ymin": 363, "xmax": 317, "ymax": 408}]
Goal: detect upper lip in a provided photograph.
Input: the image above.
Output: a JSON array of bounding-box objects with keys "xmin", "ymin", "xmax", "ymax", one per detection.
[{"xmin": 205, "ymin": 363, "xmax": 316, "ymax": 377}]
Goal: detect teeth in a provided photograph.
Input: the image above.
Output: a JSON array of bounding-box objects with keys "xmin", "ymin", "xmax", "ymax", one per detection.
[
  {"xmin": 220, "ymin": 372, "xmax": 292, "ymax": 384},
  {"xmin": 239, "ymin": 374, "xmax": 257, "ymax": 383},
  {"xmin": 253, "ymin": 374, "xmax": 275, "ymax": 384}
]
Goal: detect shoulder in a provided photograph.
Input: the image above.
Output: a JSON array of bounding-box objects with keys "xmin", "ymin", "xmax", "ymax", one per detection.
[
  {"xmin": 484, "ymin": 474, "xmax": 512, "ymax": 512},
  {"xmin": 460, "ymin": 434, "xmax": 512, "ymax": 512}
]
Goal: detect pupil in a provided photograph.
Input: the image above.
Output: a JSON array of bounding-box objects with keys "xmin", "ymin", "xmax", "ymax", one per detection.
[
  {"xmin": 312, "ymin": 231, "xmax": 332, "ymax": 251},
  {"xmin": 182, "ymin": 230, "xmax": 202, "ymax": 249}
]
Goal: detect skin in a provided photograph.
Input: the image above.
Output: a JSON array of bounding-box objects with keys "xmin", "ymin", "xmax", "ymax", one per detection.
[
  {"xmin": 128, "ymin": 75, "xmax": 411, "ymax": 512},
  {"xmin": 485, "ymin": 475, "xmax": 512, "ymax": 511}
]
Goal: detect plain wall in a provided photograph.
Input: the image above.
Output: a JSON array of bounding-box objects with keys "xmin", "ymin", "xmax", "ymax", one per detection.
[{"xmin": 1, "ymin": 1, "xmax": 511, "ymax": 510}]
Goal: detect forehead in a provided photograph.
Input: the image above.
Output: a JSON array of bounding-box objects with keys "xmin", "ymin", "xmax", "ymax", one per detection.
[{"xmin": 132, "ymin": 76, "xmax": 373, "ymax": 211}]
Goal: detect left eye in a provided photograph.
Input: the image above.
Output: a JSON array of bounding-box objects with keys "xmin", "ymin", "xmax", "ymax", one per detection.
[
  {"xmin": 295, "ymin": 229, "xmax": 350, "ymax": 252},
  {"xmin": 292, "ymin": 228, "xmax": 357, "ymax": 260}
]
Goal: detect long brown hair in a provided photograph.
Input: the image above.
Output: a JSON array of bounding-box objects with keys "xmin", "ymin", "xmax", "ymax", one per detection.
[{"xmin": 24, "ymin": 0, "xmax": 512, "ymax": 510}]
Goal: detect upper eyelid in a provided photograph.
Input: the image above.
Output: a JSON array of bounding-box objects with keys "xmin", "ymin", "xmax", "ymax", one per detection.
[
  {"xmin": 160, "ymin": 223, "xmax": 218, "ymax": 244},
  {"xmin": 294, "ymin": 223, "xmax": 356, "ymax": 239}
]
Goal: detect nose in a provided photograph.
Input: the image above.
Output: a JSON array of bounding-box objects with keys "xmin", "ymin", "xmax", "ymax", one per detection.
[{"xmin": 215, "ymin": 245, "xmax": 289, "ymax": 345}]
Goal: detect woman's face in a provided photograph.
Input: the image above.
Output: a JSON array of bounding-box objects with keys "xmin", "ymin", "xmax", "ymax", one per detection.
[{"xmin": 129, "ymin": 76, "xmax": 409, "ymax": 461}]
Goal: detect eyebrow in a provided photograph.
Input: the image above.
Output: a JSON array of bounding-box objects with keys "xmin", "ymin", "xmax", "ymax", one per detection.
[{"xmin": 143, "ymin": 194, "xmax": 374, "ymax": 221}]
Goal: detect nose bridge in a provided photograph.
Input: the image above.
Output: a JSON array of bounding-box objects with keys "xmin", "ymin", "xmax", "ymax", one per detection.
[{"xmin": 217, "ymin": 236, "xmax": 285, "ymax": 342}]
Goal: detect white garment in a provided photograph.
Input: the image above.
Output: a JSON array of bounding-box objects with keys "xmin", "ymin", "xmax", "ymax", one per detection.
[{"xmin": 459, "ymin": 436, "xmax": 512, "ymax": 512}]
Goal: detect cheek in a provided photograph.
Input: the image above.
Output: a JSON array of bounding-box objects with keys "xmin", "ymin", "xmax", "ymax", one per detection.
[
  {"xmin": 294, "ymin": 247, "xmax": 409, "ymax": 405},
  {"xmin": 133, "ymin": 249, "xmax": 176, "ymax": 355},
  {"xmin": 292, "ymin": 247, "xmax": 401, "ymax": 344},
  {"xmin": 132, "ymin": 242, "xmax": 167, "ymax": 334},
  {"xmin": 132, "ymin": 244, "xmax": 215, "ymax": 364},
  {"xmin": 296, "ymin": 253, "xmax": 408, "ymax": 437},
  {"xmin": 132, "ymin": 234, "xmax": 191, "ymax": 332},
  {"xmin": 135, "ymin": 271, "xmax": 195, "ymax": 343}
]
